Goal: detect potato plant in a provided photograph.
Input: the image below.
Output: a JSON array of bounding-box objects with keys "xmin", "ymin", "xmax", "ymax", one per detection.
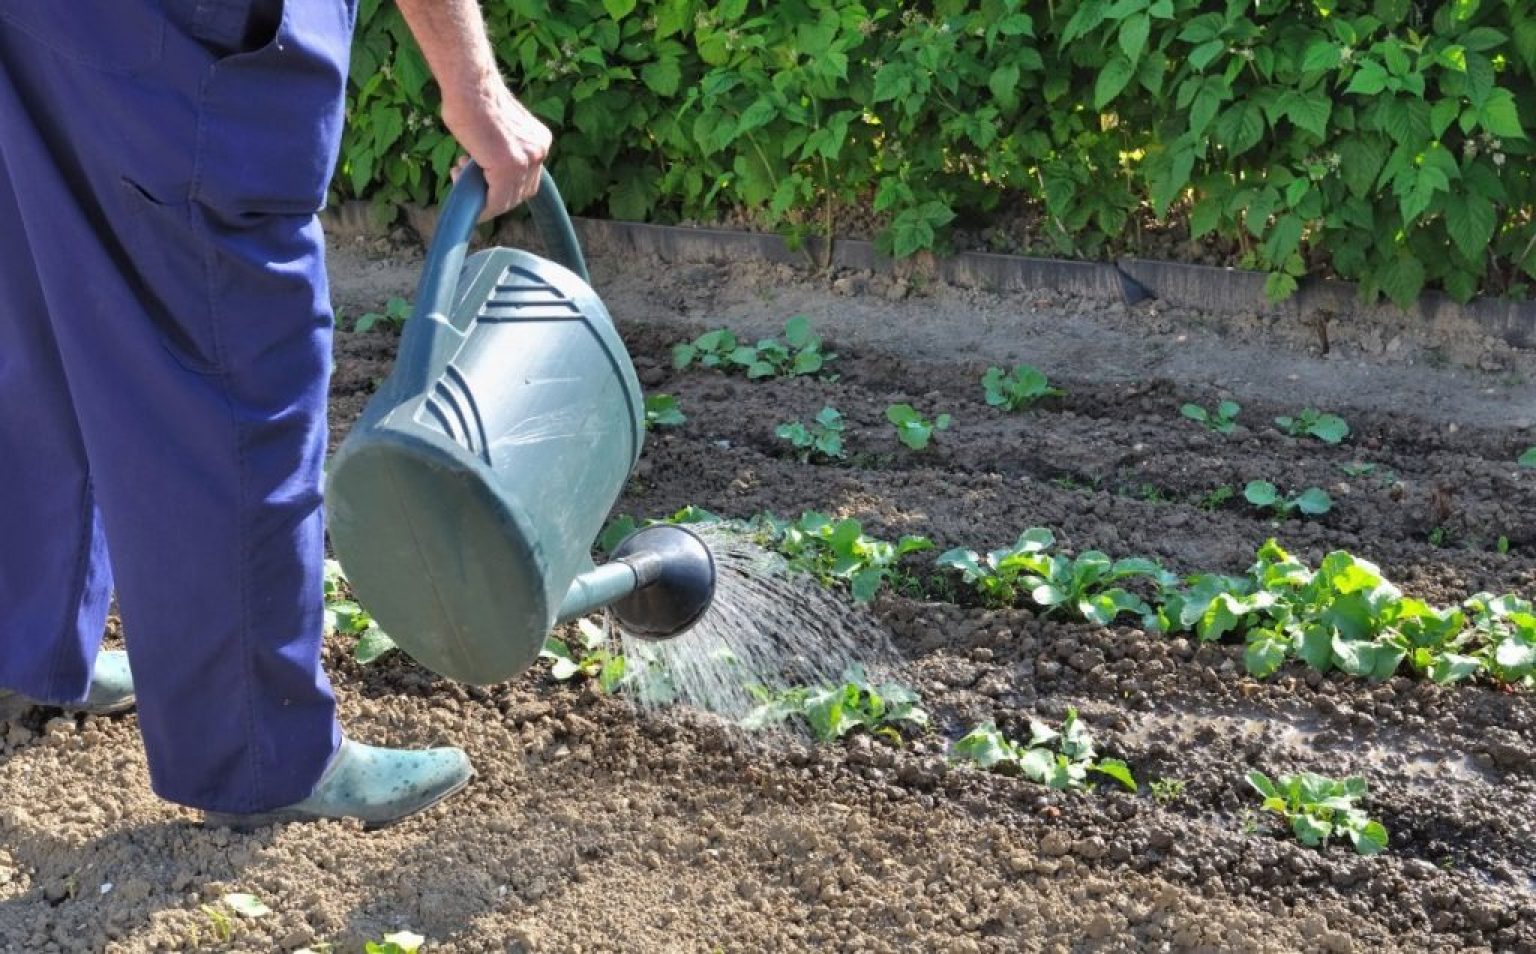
[
  {"xmin": 981, "ymin": 364, "xmax": 1063, "ymax": 411},
  {"xmin": 741, "ymin": 666, "xmax": 927, "ymax": 742},
  {"xmin": 672, "ymin": 317, "xmax": 835, "ymax": 379},
  {"xmin": 950, "ymin": 709, "xmax": 1136, "ymax": 793},
  {"xmin": 1247, "ymin": 771, "xmax": 1388, "ymax": 856}
]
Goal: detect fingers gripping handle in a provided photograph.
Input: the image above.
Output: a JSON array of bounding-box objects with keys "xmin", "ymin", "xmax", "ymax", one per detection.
[{"xmin": 394, "ymin": 162, "xmax": 591, "ymax": 395}]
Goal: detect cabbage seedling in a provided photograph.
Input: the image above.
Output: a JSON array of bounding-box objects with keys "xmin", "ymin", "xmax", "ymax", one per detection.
[
  {"xmin": 950, "ymin": 710, "xmax": 1136, "ymax": 792},
  {"xmin": 1182, "ymin": 400, "xmax": 1240, "ymax": 434},
  {"xmin": 672, "ymin": 317, "xmax": 835, "ymax": 379},
  {"xmin": 1244, "ymin": 480, "xmax": 1333, "ymax": 518},
  {"xmin": 759, "ymin": 511, "xmax": 933, "ymax": 601},
  {"xmin": 776, "ymin": 406, "xmax": 847, "ymax": 462},
  {"xmin": 322, "ymin": 559, "xmax": 397, "ymax": 664},
  {"xmin": 982, "ymin": 364, "xmax": 1063, "ymax": 410},
  {"xmin": 644, "ymin": 394, "xmax": 685, "ymax": 429},
  {"xmin": 1275, "ymin": 408, "xmax": 1349, "ymax": 444},
  {"xmin": 1246, "ymin": 770, "xmax": 1388, "ymax": 856},
  {"xmin": 886, "ymin": 403, "xmax": 951, "ymax": 450},
  {"xmin": 540, "ymin": 619, "xmax": 626, "ymax": 694},
  {"xmin": 742, "ymin": 666, "xmax": 928, "ymax": 742}
]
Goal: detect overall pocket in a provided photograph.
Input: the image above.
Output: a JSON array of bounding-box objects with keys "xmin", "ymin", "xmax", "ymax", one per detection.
[
  {"xmin": 0, "ymin": 0, "xmax": 166, "ymax": 76},
  {"xmin": 191, "ymin": 0, "xmax": 355, "ymax": 218},
  {"xmin": 116, "ymin": 177, "xmax": 224, "ymax": 375}
]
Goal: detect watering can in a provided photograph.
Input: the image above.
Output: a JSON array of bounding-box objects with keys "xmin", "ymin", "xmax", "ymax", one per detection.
[{"xmin": 325, "ymin": 162, "xmax": 716, "ymax": 686}]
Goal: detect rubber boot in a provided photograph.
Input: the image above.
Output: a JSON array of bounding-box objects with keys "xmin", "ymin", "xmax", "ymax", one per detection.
[
  {"xmin": 202, "ymin": 738, "xmax": 474, "ymax": 831},
  {"xmin": 0, "ymin": 650, "xmax": 136, "ymax": 718}
]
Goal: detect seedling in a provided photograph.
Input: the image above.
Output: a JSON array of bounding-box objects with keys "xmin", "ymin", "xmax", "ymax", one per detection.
[
  {"xmin": 1246, "ymin": 770, "xmax": 1388, "ymax": 856},
  {"xmin": 365, "ymin": 933, "xmax": 426, "ymax": 954},
  {"xmin": 322, "ymin": 560, "xmax": 397, "ymax": 664},
  {"xmin": 949, "ymin": 710, "xmax": 1136, "ymax": 792},
  {"xmin": 1464, "ymin": 592, "xmax": 1536, "ymax": 686},
  {"xmin": 886, "ymin": 403, "xmax": 951, "ymax": 450},
  {"xmin": 1521, "ymin": 447, "xmax": 1536, "ymax": 468},
  {"xmin": 354, "ymin": 296, "xmax": 410, "ymax": 333},
  {"xmin": 540, "ymin": 619, "xmax": 626, "ymax": 694},
  {"xmin": 776, "ymin": 406, "xmax": 847, "ymax": 462},
  {"xmin": 1181, "ymin": 400, "xmax": 1240, "ymax": 435},
  {"xmin": 1275, "ymin": 409, "xmax": 1349, "ymax": 444},
  {"xmin": 672, "ymin": 316, "xmax": 835, "ymax": 379},
  {"xmin": 1150, "ymin": 777, "xmax": 1187, "ymax": 805},
  {"xmin": 742, "ymin": 666, "xmax": 928, "ymax": 742},
  {"xmin": 981, "ymin": 364, "xmax": 1063, "ymax": 410},
  {"xmin": 1339, "ymin": 462, "xmax": 1377, "ymax": 478},
  {"xmin": 759, "ymin": 511, "xmax": 933, "ymax": 602},
  {"xmin": 1243, "ymin": 481, "xmax": 1333, "ymax": 518},
  {"xmin": 1496, "ymin": 536, "xmax": 1511, "ymax": 554},
  {"xmin": 1197, "ymin": 485, "xmax": 1235, "ymax": 511},
  {"xmin": 644, "ymin": 394, "xmax": 685, "ymax": 429},
  {"xmin": 938, "ymin": 527, "xmax": 1169, "ymax": 623}
]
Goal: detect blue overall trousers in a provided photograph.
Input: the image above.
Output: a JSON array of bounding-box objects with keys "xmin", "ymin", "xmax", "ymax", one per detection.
[{"xmin": 0, "ymin": 0, "xmax": 355, "ymax": 812}]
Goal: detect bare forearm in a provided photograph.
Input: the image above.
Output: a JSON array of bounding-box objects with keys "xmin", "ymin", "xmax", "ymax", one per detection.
[
  {"xmin": 394, "ymin": 0, "xmax": 501, "ymax": 107},
  {"xmin": 393, "ymin": 0, "xmax": 552, "ymax": 216}
]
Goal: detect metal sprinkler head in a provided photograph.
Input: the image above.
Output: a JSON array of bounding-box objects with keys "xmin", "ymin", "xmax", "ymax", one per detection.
[{"xmin": 608, "ymin": 525, "xmax": 718, "ymax": 641}]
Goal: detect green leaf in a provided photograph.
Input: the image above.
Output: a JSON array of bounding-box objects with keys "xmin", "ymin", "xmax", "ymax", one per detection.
[
  {"xmin": 1520, "ymin": 447, "xmax": 1536, "ymax": 468},
  {"xmin": 1119, "ymin": 14, "xmax": 1151, "ymax": 62},
  {"xmin": 354, "ymin": 627, "xmax": 398, "ymax": 665},
  {"xmin": 223, "ymin": 893, "xmax": 271, "ymax": 919},
  {"xmin": 1480, "ymin": 88, "xmax": 1526, "ymax": 138},
  {"xmin": 602, "ymin": 0, "xmax": 638, "ymax": 19},
  {"xmin": 1292, "ymin": 812, "xmax": 1334, "ymax": 847},
  {"xmin": 1095, "ymin": 55, "xmax": 1136, "ymax": 109},
  {"xmin": 1090, "ymin": 758, "xmax": 1138, "ymax": 792},
  {"xmin": 1349, "ymin": 819, "xmax": 1389, "ymax": 855},
  {"xmin": 1443, "ymin": 191, "xmax": 1498, "ymax": 263},
  {"xmin": 1295, "ymin": 488, "xmax": 1334, "ymax": 516},
  {"xmin": 1244, "ymin": 481, "xmax": 1279, "ymax": 507},
  {"xmin": 951, "ymin": 724, "xmax": 1015, "ymax": 769}
]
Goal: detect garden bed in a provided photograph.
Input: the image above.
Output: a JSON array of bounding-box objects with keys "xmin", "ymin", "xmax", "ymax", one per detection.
[{"xmin": 0, "ymin": 240, "xmax": 1533, "ymax": 953}]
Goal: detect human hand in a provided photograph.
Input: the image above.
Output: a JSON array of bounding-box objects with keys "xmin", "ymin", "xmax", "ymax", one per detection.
[{"xmin": 441, "ymin": 79, "xmax": 552, "ymax": 221}]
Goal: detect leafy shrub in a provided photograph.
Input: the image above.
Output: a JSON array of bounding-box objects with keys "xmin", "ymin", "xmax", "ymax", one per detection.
[{"xmin": 340, "ymin": 0, "xmax": 1536, "ymax": 307}]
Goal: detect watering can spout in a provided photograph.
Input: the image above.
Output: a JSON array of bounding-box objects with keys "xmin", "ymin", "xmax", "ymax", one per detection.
[{"xmin": 556, "ymin": 526, "xmax": 717, "ymax": 640}]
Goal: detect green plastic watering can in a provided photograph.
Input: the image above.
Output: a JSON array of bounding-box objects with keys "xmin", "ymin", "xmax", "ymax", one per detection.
[{"xmin": 326, "ymin": 163, "xmax": 715, "ymax": 686}]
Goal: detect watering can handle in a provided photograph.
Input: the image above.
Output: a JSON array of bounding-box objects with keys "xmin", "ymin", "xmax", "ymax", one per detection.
[{"xmin": 394, "ymin": 162, "xmax": 592, "ymax": 396}]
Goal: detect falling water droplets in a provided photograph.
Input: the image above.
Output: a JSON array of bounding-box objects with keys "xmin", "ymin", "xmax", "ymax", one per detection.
[{"xmin": 610, "ymin": 525, "xmax": 899, "ymax": 725}]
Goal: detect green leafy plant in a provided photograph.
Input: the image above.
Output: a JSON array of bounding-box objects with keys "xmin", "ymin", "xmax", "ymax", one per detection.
[
  {"xmin": 759, "ymin": 511, "xmax": 933, "ymax": 602},
  {"xmin": 540, "ymin": 619, "xmax": 628, "ymax": 694},
  {"xmin": 1464, "ymin": 592, "xmax": 1536, "ymax": 686},
  {"xmin": 672, "ymin": 317, "xmax": 834, "ymax": 379},
  {"xmin": 950, "ymin": 710, "xmax": 1136, "ymax": 792},
  {"xmin": 776, "ymin": 406, "xmax": 847, "ymax": 462},
  {"xmin": 1275, "ymin": 409, "xmax": 1350, "ymax": 444},
  {"xmin": 644, "ymin": 393, "xmax": 685, "ymax": 429},
  {"xmin": 1243, "ymin": 480, "xmax": 1334, "ymax": 518},
  {"xmin": 354, "ymin": 296, "xmax": 410, "ymax": 334},
  {"xmin": 364, "ymin": 932, "xmax": 426, "ymax": 954},
  {"xmin": 1181, "ymin": 400, "xmax": 1241, "ymax": 434},
  {"xmin": 1246, "ymin": 770, "xmax": 1388, "ymax": 856},
  {"xmin": 322, "ymin": 560, "xmax": 397, "ymax": 664},
  {"xmin": 1520, "ymin": 447, "xmax": 1536, "ymax": 468},
  {"xmin": 1197, "ymin": 485, "xmax": 1235, "ymax": 510},
  {"xmin": 886, "ymin": 403, "xmax": 951, "ymax": 451},
  {"xmin": 937, "ymin": 527, "xmax": 1170, "ymax": 623},
  {"xmin": 1150, "ymin": 777, "xmax": 1187, "ymax": 805},
  {"xmin": 982, "ymin": 364, "xmax": 1064, "ymax": 410},
  {"xmin": 742, "ymin": 666, "xmax": 928, "ymax": 742}
]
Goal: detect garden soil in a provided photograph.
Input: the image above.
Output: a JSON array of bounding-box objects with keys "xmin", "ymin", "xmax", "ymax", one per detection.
[{"xmin": 1, "ymin": 234, "xmax": 1533, "ymax": 954}]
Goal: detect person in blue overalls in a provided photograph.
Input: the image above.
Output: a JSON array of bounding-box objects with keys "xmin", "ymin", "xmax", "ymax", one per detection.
[{"xmin": 0, "ymin": 0, "xmax": 551, "ymax": 828}]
